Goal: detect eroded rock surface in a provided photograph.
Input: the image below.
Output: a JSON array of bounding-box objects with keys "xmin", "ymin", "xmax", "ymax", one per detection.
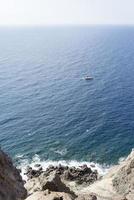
[
  {"xmin": 25, "ymin": 191, "xmax": 74, "ymax": 200},
  {"xmin": 0, "ymin": 149, "xmax": 27, "ymax": 200},
  {"xmin": 25, "ymin": 171, "xmax": 76, "ymax": 198},
  {"xmin": 80, "ymin": 150, "xmax": 134, "ymax": 200},
  {"xmin": 112, "ymin": 150, "xmax": 134, "ymax": 198}
]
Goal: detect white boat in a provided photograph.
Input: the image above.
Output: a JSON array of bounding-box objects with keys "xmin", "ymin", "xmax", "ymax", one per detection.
[{"xmin": 85, "ymin": 76, "xmax": 93, "ymax": 80}]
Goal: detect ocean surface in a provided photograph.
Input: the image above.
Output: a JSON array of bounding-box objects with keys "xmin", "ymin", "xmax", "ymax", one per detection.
[{"xmin": 0, "ymin": 26, "xmax": 134, "ymax": 170}]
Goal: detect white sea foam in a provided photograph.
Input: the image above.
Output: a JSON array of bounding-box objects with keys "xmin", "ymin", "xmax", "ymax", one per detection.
[
  {"xmin": 15, "ymin": 154, "xmax": 24, "ymax": 158},
  {"xmin": 54, "ymin": 148, "xmax": 68, "ymax": 156},
  {"xmin": 17, "ymin": 154, "xmax": 110, "ymax": 181},
  {"xmin": 118, "ymin": 156, "xmax": 126, "ymax": 164}
]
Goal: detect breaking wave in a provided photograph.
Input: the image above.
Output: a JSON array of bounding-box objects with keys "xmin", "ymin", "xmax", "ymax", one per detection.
[{"xmin": 16, "ymin": 154, "xmax": 111, "ymax": 181}]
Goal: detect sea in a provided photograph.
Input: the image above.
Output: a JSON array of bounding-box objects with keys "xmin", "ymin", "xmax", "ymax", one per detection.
[{"xmin": 0, "ymin": 26, "xmax": 134, "ymax": 174}]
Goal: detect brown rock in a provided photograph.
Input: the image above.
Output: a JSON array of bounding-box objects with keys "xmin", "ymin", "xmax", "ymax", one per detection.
[
  {"xmin": 112, "ymin": 150, "xmax": 134, "ymax": 197},
  {"xmin": 25, "ymin": 166, "xmax": 43, "ymax": 179},
  {"xmin": 0, "ymin": 149, "xmax": 27, "ymax": 200},
  {"xmin": 25, "ymin": 171, "xmax": 76, "ymax": 198}
]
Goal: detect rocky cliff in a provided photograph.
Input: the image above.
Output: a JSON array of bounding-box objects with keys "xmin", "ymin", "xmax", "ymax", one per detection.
[
  {"xmin": 81, "ymin": 150, "xmax": 134, "ymax": 200},
  {"xmin": 24, "ymin": 150, "xmax": 134, "ymax": 200},
  {"xmin": 0, "ymin": 148, "xmax": 134, "ymax": 200},
  {"xmin": 112, "ymin": 150, "xmax": 134, "ymax": 199},
  {"xmin": 0, "ymin": 149, "xmax": 27, "ymax": 200}
]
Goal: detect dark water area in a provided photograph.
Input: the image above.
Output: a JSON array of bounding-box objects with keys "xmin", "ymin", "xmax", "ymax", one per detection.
[{"xmin": 0, "ymin": 26, "xmax": 134, "ymax": 166}]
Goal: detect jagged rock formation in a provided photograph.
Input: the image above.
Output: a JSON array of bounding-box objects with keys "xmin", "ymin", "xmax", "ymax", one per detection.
[
  {"xmin": 25, "ymin": 171, "xmax": 76, "ymax": 198},
  {"xmin": 25, "ymin": 163, "xmax": 99, "ymax": 200},
  {"xmin": 25, "ymin": 164, "xmax": 98, "ymax": 185},
  {"xmin": 0, "ymin": 149, "xmax": 27, "ymax": 200}
]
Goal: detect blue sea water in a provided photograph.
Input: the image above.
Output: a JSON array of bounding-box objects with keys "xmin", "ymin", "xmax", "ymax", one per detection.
[{"xmin": 0, "ymin": 26, "xmax": 134, "ymax": 167}]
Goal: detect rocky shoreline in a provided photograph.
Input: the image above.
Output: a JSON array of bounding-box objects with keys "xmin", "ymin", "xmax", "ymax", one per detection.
[
  {"xmin": 25, "ymin": 163, "xmax": 98, "ymax": 185},
  {"xmin": 0, "ymin": 149, "xmax": 134, "ymax": 200},
  {"xmin": 24, "ymin": 163, "xmax": 98, "ymax": 200}
]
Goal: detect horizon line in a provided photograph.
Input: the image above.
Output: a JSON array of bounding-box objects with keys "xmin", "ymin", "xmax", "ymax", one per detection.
[{"xmin": 0, "ymin": 24, "xmax": 134, "ymax": 27}]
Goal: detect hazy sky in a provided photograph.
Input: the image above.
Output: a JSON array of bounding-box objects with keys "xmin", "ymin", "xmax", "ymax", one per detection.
[{"xmin": 0, "ymin": 0, "xmax": 134, "ymax": 25}]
